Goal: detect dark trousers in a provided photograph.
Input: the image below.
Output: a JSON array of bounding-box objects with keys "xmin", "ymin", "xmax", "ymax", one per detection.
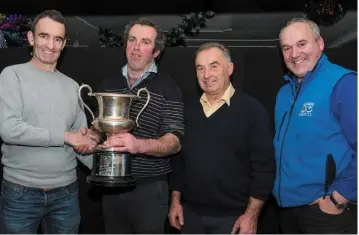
[
  {"xmin": 102, "ymin": 180, "xmax": 169, "ymax": 234},
  {"xmin": 181, "ymin": 204, "xmax": 238, "ymax": 234},
  {"xmin": 279, "ymin": 203, "xmax": 357, "ymax": 234}
]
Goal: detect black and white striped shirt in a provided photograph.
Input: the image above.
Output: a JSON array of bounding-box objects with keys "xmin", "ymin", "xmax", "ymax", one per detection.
[{"xmin": 99, "ymin": 71, "xmax": 185, "ymax": 180}]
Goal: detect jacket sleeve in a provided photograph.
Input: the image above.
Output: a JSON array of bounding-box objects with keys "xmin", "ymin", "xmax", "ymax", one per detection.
[{"xmin": 329, "ymin": 73, "xmax": 357, "ymax": 201}]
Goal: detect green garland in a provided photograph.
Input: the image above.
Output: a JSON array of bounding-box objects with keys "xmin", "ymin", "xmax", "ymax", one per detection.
[{"xmin": 99, "ymin": 11, "xmax": 215, "ymax": 47}]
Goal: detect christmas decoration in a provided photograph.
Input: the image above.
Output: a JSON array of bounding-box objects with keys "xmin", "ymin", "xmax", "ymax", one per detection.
[
  {"xmin": 99, "ymin": 26, "xmax": 123, "ymax": 47},
  {"xmin": 0, "ymin": 31, "xmax": 7, "ymax": 48},
  {"xmin": 0, "ymin": 1, "xmax": 349, "ymax": 48},
  {"xmin": 305, "ymin": 0, "xmax": 346, "ymax": 26},
  {"xmin": 166, "ymin": 11, "xmax": 215, "ymax": 47},
  {"xmin": 98, "ymin": 11, "xmax": 215, "ymax": 47},
  {"xmin": 0, "ymin": 13, "xmax": 32, "ymax": 47}
]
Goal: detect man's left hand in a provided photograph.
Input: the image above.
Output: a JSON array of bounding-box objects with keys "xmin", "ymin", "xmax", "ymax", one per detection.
[
  {"xmin": 104, "ymin": 132, "xmax": 141, "ymax": 154},
  {"xmin": 231, "ymin": 212, "xmax": 258, "ymax": 234},
  {"xmin": 312, "ymin": 191, "xmax": 349, "ymax": 215}
]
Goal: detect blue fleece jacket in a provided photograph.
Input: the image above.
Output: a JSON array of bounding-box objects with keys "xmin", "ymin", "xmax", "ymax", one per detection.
[{"xmin": 273, "ymin": 54, "xmax": 357, "ymax": 207}]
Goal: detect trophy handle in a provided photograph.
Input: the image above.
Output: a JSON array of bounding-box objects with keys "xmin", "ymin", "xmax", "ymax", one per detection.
[
  {"xmin": 78, "ymin": 84, "xmax": 96, "ymax": 121},
  {"xmin": 135, "ymin": 88, "xmax": 150, "ymax": 127}
]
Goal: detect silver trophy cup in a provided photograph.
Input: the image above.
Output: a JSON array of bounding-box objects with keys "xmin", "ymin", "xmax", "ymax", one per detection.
[{"xmin": 78, "ymin": 84, "xmax": 150, "ymax": 187}]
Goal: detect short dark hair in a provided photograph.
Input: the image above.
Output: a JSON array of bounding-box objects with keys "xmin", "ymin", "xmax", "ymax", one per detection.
[
  {"xmin": 123, "ymin": 17, "xmax": 166, "ymax": 53},
  {"xmin": 31, "ymin": 10, "xmax": 66, "ymax": 37}
]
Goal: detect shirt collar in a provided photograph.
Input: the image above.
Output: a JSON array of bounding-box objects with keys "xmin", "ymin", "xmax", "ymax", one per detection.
[
  {"xmin": 200, "ymin": 83, "xmax": 235, "ymax": 106},
  {"xmin": 121, "ymin": 62, "xmax": 158, "ymax": 78}
]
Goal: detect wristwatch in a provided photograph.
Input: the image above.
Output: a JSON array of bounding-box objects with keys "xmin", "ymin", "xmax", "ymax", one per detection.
[{"xmin": 329, "ymin": 194, "xmax": 347, "ymax": 210}]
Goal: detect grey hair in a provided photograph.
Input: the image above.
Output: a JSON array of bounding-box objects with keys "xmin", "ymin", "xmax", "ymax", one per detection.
[
  {"xmin": 196, "ymin": 42, "xmax": 232, "ymax": 62},
  {"xmin": 279, "ymin": 17, "xmax": 321, "ymax": 39}
]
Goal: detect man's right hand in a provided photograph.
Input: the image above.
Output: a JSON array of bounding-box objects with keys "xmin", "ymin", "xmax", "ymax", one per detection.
[
  {"xmin": 64, "ymin": 130, "xmax": 98, "ymax": 154},
  {"xmin": 168, "ymin": 200, "xmax": 184, "ymax": 230},
  {"xmin": 73, "ymin": 128, "xmax": 101, "ymax": 155}
]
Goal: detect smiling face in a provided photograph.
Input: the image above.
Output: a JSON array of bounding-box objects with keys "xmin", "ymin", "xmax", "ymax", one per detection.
[
  {"xmin": 27, "ymin": 17, "xmax": 66, "ymax": 70},
  {"xmin": 195, "ymin": 47, "xmax": 233, "ymax": 97},
  {"xmin": 280, "ymin": 22, "xmax": 324, "ymax": 79},
  {"xmin": 125, "ymin": 24, "xmax": 160, "ymax": 73}
]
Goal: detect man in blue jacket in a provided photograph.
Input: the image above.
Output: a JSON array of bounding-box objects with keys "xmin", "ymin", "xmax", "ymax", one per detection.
[{"xmin": 273, "ymin": 17, "xmax": 357, "ymax": 234}]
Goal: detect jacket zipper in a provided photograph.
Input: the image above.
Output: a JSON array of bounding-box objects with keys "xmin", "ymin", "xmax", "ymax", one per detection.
[
  {"xmin": 277, "ymin": 82, "xmax": 302, "ymax": 206},
  {"xmin": 277, "ymin": 112, "xmax": 287, "ymax": 141}
]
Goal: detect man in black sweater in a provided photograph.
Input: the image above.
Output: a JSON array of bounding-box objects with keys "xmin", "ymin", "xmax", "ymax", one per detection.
[
  {"xmin": 169, "ymin": 42, "xmax": 276, "ymax": 234},
  {"xmin": 79, "ymin": 18, "xmax": 185, "ymax": 234}
]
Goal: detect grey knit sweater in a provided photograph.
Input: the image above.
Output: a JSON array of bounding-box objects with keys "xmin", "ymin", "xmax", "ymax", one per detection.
[{"xmin": 0, "ymin": 62, "xmax": 92, "ymax": 188}]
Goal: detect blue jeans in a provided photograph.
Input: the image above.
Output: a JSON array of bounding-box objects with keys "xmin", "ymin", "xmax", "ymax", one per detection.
[{"xmin": 0, "ymin": 179, "xmax": 81, "ymax": 234}]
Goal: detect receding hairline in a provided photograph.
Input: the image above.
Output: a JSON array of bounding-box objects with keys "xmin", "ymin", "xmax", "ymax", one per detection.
[
  {"xmin": 279, "ymin": 18, "xmax": 321, "ymax": 40},
  {"xmin": 196, "ymin": 45, "xmax": 232, "ymax": 63},
  {"xmin": 32, "ymin": 17, "xmax": 66, "ymax": 37}
]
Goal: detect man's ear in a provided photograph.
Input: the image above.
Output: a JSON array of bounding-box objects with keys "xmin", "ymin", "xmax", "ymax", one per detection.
[
  {"xmin": 153, "ymin": 49, "xmax": 161, "ymax": 59},
  {"xmin": 27, "ymin": 31, "xmax": 34, "ymax": 46},
  {"xmin": 62, "ymin": 39, "xmax": 67, "ymax": 50},
  {"xmin": 228, "ymin": 62, "xmax": 234, "ymax": 76},
  {"xmin": 318, "ymin": 36, "xmax": 325, "ymax": 51}
]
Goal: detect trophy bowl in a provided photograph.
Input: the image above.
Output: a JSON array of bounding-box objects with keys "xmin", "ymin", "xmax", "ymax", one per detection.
[
  {"xmin": 78, "ymin": 84, "xmax": 150, "ymax": 187},
  {"xmin": 93, "ymin": 118, "xmax": 135, "ymax": 134}
]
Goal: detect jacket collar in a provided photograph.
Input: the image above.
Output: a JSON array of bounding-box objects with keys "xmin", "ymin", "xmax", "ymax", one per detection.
[{"xmin": 284, "ymin": 53, "xmax": 328, "ymax": 86}]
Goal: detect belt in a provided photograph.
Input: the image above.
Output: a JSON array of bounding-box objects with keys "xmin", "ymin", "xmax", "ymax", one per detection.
[
  {"xmin": 11, "ymin": 182, "xmax": 65, "ymax": 192},
  {"xmin": 3, "ymin": 179, "xmax": 76, "ymax": 192},
  {"xmin": 39, "ymin": 187, "xmax": 55, "ymax": 192},
  {"xmin": 13, "ymin": 183, "xmax": 55, "ymax": 192}
]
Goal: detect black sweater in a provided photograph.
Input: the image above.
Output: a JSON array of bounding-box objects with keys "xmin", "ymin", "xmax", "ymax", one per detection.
[{"xmin": 170, "ymin": 90, "xmax": 276, "ymax": 216}]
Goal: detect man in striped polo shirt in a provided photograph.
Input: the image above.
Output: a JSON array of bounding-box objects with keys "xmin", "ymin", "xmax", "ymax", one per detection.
[{"xmin": 98, "ymin": 18, "xmax": 185, "ymax": 233}]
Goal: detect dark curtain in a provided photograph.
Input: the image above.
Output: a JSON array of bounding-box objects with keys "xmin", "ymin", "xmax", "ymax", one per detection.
[{"xmin": 0, "ymin": 46, "xmax": 356, "ymax": 234}]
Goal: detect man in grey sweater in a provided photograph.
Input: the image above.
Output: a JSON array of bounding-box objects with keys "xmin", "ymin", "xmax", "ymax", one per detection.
[{"xmin": 0, "ymin": 10, "xmax": 98, "ymax": 234}]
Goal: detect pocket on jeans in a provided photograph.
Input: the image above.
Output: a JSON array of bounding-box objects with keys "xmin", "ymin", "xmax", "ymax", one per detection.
[
  {"xmin": 65, "ymin": 182, "xmax": 79, "ymax": 195},
  {"xmin": 309, "ymin": 203, "xmax": 344, "ymax": 216},
  {"xmin": 1, "ymin": 181, "xmax": 23, "ymax": 200}
]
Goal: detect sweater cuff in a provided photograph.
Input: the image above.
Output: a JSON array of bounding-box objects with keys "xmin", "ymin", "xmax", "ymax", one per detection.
[
  {"xmin": 168, "ymin": 176, "xmax": 182, "ymax": 192},
  {"xmin": 250, "ymin": 194, "xmax": 269, "ymax": 203},
  {"xmin": 250, "ymin": 185, "xmax": 272, "ymax": 203},
  {"xmin": 169, "ymin": 131, "xmax": 184, "ymax": 147},
  {"xmin": 48, "ymin": 128, "xmax": 65, "ymax": 146}
]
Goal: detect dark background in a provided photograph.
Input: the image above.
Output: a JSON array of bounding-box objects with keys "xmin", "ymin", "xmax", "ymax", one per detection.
[
  {"xmin": 1, "ymin": 0, "xmax": 357, "ymax": 14},
  {"xmin": 0, "ymin": 46, "xmax": 356, "ymax": 233}
]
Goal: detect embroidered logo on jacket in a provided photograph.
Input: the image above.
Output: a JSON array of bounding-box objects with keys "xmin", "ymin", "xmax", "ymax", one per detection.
[{"xmin": 299, "ymin": 102, "xmax": 315, "ymax": 116}]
